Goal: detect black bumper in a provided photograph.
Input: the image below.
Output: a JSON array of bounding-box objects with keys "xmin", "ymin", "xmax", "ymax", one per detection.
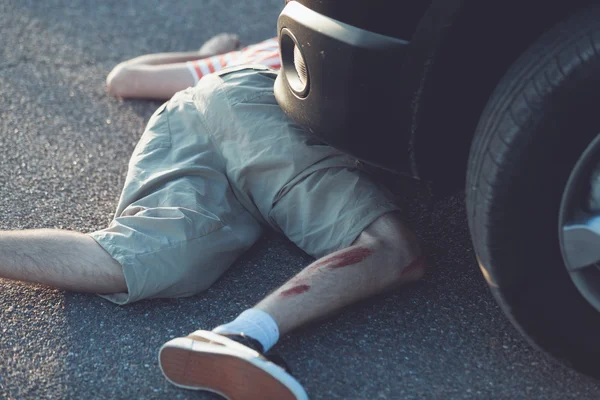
[{"xmin": 274, "ymin": 2, "xmax": 414, "ymax": 175}]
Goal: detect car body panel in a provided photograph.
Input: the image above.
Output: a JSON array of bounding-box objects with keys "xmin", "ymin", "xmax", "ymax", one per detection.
[
  {"xmin": 275, "ymin": 2, "xmax": 411, "ymax": 174},
  {"xmin": 275, "ymin": 0, "xmax": 594, "ymax": 192}
]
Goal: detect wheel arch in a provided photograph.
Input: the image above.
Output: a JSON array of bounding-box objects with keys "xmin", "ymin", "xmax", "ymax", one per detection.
[{"xmin": 404, "ymin": 0, "xmax": 596, "ymax": 194}]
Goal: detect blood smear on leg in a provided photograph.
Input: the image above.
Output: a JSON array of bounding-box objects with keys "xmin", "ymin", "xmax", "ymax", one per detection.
[
  {"xmin": 400, "ymin": 255, "xmax": 427, "ymax": 277},
  {"xmin": 280, "ymin": 285, "xmax": 311, "ymax": 297},
  {"xmin": 319, "ymin": 247, "xmax": 374, "ymax": 270}
]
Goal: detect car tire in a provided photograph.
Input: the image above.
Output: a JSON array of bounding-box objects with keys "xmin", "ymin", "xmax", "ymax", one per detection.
[{"xmin": 466, "ymin": 4, "xmax": 600, "ymax": 377}]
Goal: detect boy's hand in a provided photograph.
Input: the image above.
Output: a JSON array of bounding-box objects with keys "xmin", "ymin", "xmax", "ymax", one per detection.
[{"xmin": 198, "ymin": 33, "xmax": 241, "ymax": 56}]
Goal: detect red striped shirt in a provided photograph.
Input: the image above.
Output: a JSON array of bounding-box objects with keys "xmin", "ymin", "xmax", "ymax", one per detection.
[{"xmin": 187, "ymin": 37, "xmax": 280, "ymax": 83}]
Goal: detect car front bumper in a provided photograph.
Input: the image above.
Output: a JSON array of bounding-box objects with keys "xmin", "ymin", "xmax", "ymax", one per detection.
[{"xmin": 274, "ymin": 1, "xmax": 415, "ymax": 175}]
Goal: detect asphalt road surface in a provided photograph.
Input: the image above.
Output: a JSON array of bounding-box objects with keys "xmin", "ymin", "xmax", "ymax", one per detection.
[{"xmin": 1, "ymin": 1, "xmax": 600, "ymax": 399}]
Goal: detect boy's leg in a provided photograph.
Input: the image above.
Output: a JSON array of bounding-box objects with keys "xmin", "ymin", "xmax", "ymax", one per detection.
[
  {"xmin": 0, "ymin": 87, "xmax": 261, "ymax": 304},
  {"xmin": 213, "ymin": 211, "xmax": 423, "ymax": 345},
  {"xmin": 159, "ymin": 212, "xmax": 423, "ymax": 400},
  {"xmin": 254, "ymin": 211, "xmax": 424, "ymax": 335},
  {"xmin": 0, "ymin": 230, "xmax": 126, "ymax": 294}
]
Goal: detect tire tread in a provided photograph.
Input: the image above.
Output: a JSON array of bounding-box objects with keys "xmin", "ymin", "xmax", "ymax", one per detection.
[{"xmin": 466, "ymin": 4, "xmax": 600, "ymax": 376}]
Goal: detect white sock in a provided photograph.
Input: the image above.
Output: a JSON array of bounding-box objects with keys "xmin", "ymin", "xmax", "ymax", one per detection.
[{"xmin": 213, "ymin": 309, "xmax": 280, "ymax": 352}]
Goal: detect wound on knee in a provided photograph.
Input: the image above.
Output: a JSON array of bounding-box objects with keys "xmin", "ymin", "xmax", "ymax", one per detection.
[
  {"xmin": 280, "ymin": 284, "xmax": 311, "ymax": 297},
  {"xmin": 400, "ymin": 255, "xmax": 427, "ymax": 277},
  {"xmin": 313, "ymin": 247, "xmax": 374, "ymax": 270}
]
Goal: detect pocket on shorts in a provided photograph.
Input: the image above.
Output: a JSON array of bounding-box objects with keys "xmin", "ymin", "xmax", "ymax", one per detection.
[{"xmin": 134, "ymin": 102, "xmax": 172, "ymax": 154}]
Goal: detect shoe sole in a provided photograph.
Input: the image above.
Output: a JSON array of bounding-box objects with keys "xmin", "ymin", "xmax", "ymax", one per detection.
[{"xmin": 159, "ymin": 335, "xmax": 308, "ymax": 400}]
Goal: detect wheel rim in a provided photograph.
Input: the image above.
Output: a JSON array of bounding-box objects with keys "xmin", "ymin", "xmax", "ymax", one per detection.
[{"xmin": 559, "ymin": 133, "xmax": 600, "ymax": 312}]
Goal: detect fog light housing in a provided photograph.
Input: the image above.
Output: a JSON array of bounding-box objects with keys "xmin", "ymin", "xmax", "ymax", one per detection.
[{"xmin": 280, "ymin": 28, "xmax": 310, "ymax": 98}]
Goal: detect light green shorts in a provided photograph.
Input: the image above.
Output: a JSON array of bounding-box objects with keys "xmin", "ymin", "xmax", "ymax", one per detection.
[{"xmin": 89, "ymin": 66, "xmax": 399, "ymax": 304}]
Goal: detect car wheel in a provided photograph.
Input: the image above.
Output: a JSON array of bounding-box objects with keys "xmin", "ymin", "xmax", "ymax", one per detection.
[{"xmin": 466, "ymin": 4, "xmax": 600, "ymax": 378}]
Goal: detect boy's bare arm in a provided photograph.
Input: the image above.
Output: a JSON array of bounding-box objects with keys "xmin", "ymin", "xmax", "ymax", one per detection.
[
  {"xmin": 119, "ymin": 33, "xmax": 240, "ymax": 66},
  {"xmin": 106, "ymin": 63, "xmax": 196, "ymax": 100},
  {"xmin": 118, "ymin": 51, "xmax": 210, "ymax": 67}
]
